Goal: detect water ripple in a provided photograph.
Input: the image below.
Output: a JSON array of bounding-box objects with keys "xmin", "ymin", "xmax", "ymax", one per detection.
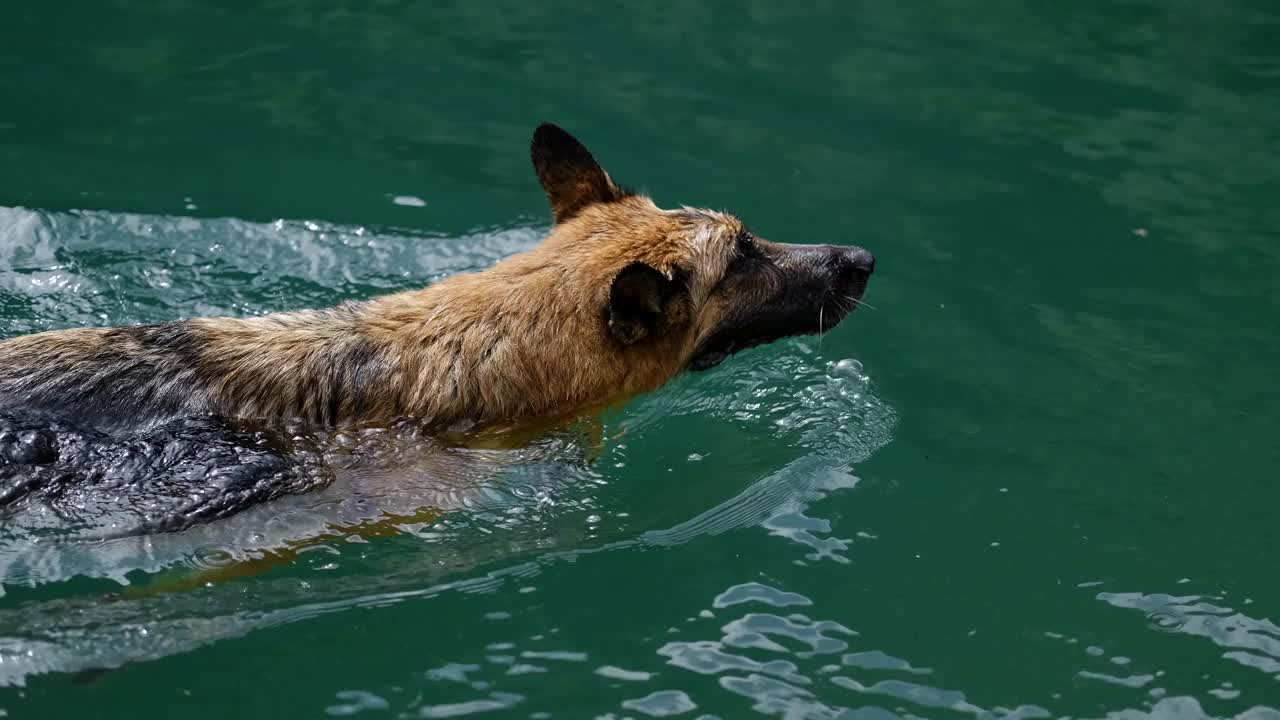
[{"xmin": 1098, "ymin": 591, "xmax": 1280, "ymax": 680}]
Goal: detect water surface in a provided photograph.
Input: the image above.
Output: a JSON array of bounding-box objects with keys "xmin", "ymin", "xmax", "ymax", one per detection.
[{"xmin": 1, "ymin": 1, "xmax": 1278, "ymax": 718}]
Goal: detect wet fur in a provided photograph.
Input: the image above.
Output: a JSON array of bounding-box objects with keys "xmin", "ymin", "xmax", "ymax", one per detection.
[{"xmin": 0, "ymin": 124, "xmax": 872, "ymax": 435}]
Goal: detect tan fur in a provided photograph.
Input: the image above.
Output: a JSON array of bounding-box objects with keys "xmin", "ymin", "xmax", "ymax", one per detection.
[
  {"xmin": 0, "ymin": 124, "xmax": 869, "ymax": 435},
  {"xmin": 190, "ymin": 198, "xmax": 741, "ymax": 428}
]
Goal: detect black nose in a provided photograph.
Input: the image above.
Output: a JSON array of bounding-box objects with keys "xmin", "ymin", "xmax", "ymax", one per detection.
[
  {"xmin": 847, "ymin": 247, "xmax": 874, "ymax": 275},
  {"xmin": 828, "ymin": 246, "xmax": 875, "ymax": 280}
]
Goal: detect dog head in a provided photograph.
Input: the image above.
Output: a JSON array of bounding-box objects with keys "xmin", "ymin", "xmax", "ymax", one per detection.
[{"xmin": 530, "ymin": 123, "xmax": 874, "ymax": 372}]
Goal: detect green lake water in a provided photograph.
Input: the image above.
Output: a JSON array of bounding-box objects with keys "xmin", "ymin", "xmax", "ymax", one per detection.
[{"xmin": 2, "ymin": 1, "xmax": 1279, "ymax": 718}]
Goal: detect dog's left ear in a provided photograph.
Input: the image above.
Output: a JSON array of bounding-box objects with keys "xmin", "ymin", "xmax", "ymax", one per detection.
[
  {"xmin": 531, "ymin": 123, "xmax": 625, "ymax": 223},
  {"xmin": 608, "ymin": 262, "xmax": 690, "ymax": 346}
]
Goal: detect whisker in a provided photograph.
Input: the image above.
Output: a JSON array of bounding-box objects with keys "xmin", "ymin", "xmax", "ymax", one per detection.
[
  {"xmin": 847, "ymin": 295, "xmax": 879, "ymax": 312},
  {"xmin": 817, "ymin": 304, "xmax": 825, "ymax": 350}
]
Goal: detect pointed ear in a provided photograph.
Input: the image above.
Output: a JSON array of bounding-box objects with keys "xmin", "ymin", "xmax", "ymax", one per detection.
[
  {"xmin": 531, "ymin": 123, "xmax": 625, "ymax": 223},
  {"xmin": 607, "ymin": 261, "xmax": 690, "ymax": 346}
]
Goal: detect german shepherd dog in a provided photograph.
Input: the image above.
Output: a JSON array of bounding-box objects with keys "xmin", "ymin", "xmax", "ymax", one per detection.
[{"xmin": 0, "ymin": 124, "xmax": 873, "ymax": 535}]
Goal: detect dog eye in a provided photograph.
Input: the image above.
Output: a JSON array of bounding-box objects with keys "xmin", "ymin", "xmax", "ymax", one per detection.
[{"xmin": 727, "ymin": 231, "xmax": 761, "ymax": 274}]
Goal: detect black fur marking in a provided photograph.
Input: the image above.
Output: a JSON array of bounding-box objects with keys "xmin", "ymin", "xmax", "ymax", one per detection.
[
  {"xmin": 531, "ymin": 122, "xmax": 629, "ymax": 223},
  {"xmin": 688, "ymin": 242, "xmax": 873, "ymax": 371},
  {"xmin": 607, "ymin": 262, "xmax": 688, "ymax": 346},
  {"xmin": 244, "ymin": 304, "xmax": 393, "ymax": 426},
  {"xmin": 0, "ymin": 321, "xmax": 212, "ymax": 431},
  {"xmin": 306, "ymin": 334, "xmax": 389, "ymax": 426}
]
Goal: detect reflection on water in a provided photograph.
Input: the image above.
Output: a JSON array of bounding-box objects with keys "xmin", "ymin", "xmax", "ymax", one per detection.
[
  {"xmin": 1099, "ymin": 591, "xmax": 1280, "ymax": 681},
  {"xmin": 241, "ymin": 578, "xmax": 1280, "ymax": 719}
]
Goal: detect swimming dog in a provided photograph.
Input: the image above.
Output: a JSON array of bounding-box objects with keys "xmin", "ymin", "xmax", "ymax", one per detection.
[{"xmin": 0, "ymin": 124, "xmax": 873, "ymax": 435}]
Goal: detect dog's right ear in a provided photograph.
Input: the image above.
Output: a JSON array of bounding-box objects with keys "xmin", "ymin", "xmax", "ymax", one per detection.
[
  {"xmin": 607, "ymin": 262, "xmax": 690, "ymax": 346},
  {"xmin": 531, "ymin": 123, "xmax": 626, "ymax": 223}
]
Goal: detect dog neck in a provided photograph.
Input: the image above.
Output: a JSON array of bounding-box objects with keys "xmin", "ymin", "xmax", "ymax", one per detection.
[{"xmin": 359, "ymin": 259, "xmax": 686, "ymax": 429}]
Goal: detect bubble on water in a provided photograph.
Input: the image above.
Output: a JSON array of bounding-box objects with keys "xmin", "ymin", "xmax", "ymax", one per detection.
[
  {"xmin": 391, "ymin": 195, "xmax": 427, "ymax": 207},
  {"xmin": 828, "ymin": 358, "xmax": 864, "ymax": 379}
]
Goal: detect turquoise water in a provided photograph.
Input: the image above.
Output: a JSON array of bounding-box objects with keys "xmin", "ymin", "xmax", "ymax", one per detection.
[{"xmin": 2, "ymin": 1, "xmax": 1279, "ymax": 718}]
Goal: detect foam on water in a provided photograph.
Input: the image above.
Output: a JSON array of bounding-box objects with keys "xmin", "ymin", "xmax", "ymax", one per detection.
[{"xmin": 0, "ymin": 205, "xmax": 541, "ymax": 335}]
